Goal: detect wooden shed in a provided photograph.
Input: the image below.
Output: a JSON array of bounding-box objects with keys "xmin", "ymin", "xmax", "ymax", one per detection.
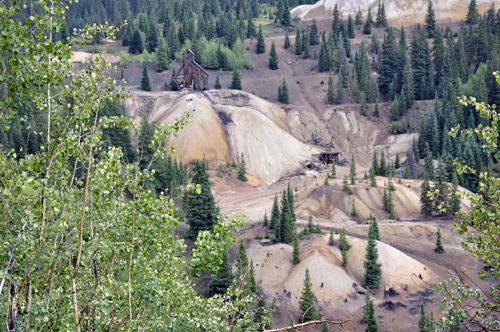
[{"xmin": 174, "ymin": 49, "xmax": 209, "ymax": 90}]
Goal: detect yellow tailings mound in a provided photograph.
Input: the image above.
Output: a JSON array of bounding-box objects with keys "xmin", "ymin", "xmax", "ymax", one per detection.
[
  {"xmin": 125, "ymin": 90, "xmax": 319, "ymax": 185},
  {"xmin": 250, "ymin": 233, "xmax": 439, "ymax": 312}
]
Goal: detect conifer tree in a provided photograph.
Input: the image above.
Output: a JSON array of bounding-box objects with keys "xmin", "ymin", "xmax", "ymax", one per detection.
[
  {"xmin": 343, "ymin": 174, "xmax": 352, "ymax": 193},
  {"xmin": 270, "ymin": 194, "xmax": 280, "ymax": 231},
  {"xmin": 269, "ymin": 42, "xmax": 279, "ymax": 70},
  {"xmin": 284, "ymin": 30, "xmax": 291, "ymax": 49},
  {"xmin": 140, "ymin": 65, "xmax": 152, "ymax": 91},
  {"xmin": 156, "ymin": 39, "xmax": 170, "ymax": 72},
  {"xmin": 208, "ymin": 249, "xmax": 234, "ymax": 295},
  {"xmin": 303, "ymin": 32, "xmax": 310, "ymax": 58},
  {"xmin": 367, "ymin": 7, "xmax": 373, "ymax": 23},
  {"xmin": 361, "ymin": 95, "xmax": 367, "ymax": 116},
  {"xmin": 350, "ymin": 154, "xmax": 357, "ymax": 185},
  {"xmin": 379, "ymin": 151, "xmax": 387, "ymax": 176},
  {"xmin": 169, "ymin": 68, "xmax": 178, "ymax": 91},
  {"xmin": 374, "ymin": 99, "xmax": 380, "ymax": 117},
  {"xmin": 238, "ymin": 153, "xmax": 248, "ymax": 181},
  {"xmin": 256, "ymin": 25, "xmax": 266, "ymax": 54},
  {"xmin": 336, "ymin": 75, "xmax": 344, "ymax": 104},
  {"xmin": 295, "ymin": 29, "xmax": 302, "ymax": 55},
  {"xmin": 129, "ymin": 29, "xmax": 144, "ymax": 54},
  {"xmin": 340, "ymin": 227, "xmax": 352, "ymax": 267},
  {"xmin": 299, "ymin": 268, "xmax": 318, "ymax": 321},
  {"xmin": 425, "ymin": 0, "xmax": 437, "ymax": 38},
  {"xmin": 363, "ymin": 291, "xmax": 379, "ymax": 331},
  {"xmin": 355, "ymin": 7, "xmax": 364, "ymax": 25},
  {"xmin": 293, "ymin": 235, "xmax": 301, "ymax": 263},
  {"xmin": 263, "ymin": 212, "xmax": 269, "ymax": 227},
  {"xmin": 310, "ymin": 19, "xmax": 320, "ymax": 45},
  {"xmin": 434, "ymin": 158, "xmax": 449, "ymax": 214},
  {"xmin": 405, "ymin": 164, "xmax": 410, "ymax": 179},
  {"xmin": 352, "ymin": 199, "xmax": 359, "ymax": 217},
  {"xmin": 327, "ymin": 74, "xmax": 335, "ymax": 104},
  {"xmin": 254, "ymin": 294, "xmax": 272, "ymax": 330},
  {"xmin": 347, "ymin": 15, "xmax": 355, "ymax": 38},
  {"xmin": 185, "ymin": 160, "xmax": 218, "ymax": 239},
  {"xmin": 435, "ymin": 228, "xmax": 445, "ymax": 253},
  {"xmin": 449, "ymin": 172, "xmax": 461, "ymax": 214},
  {"xmin": 280, "ymin": 3, "xmax": 292, "ymax": 27},
  {"xmin": 324, "ymin": 176, "xmax": 330, "ymax": 186},
  {"xmin": 363, "ymin": 228, "xmax": 382, "ymax": 289},
  {"xmin": 372, "ymin": 151, "xmax": 380, "ymax": 175},
  {"xmin": 331, "ymin": 160, "xmax": 337, "ymax": 178},
  {"xmin": 368, "ymin": 214, "xmax": 381, "ymax": 241},
  {"xmin": 370, "ymin": 167, "xmax": 377, "ymax": 187},
  {"xmin": 466, "ymin": 0, "xmax": 479, "ymax": 25},
  {"xmin": 321, "ymin": 321, "xmax": 330, "ymax": 332},
  {"xmin": 215, "ymin": 74, "xmax": 221, "ymax": 89},
  {"xmin": 363, "ymin": 17, "xmax": 372, "ymax": 35},
  {"xmin": 289, "ymin": 315, "xmax": 296, "ymax": 332},
  {"xmin": 280, "ymin": 78, "xmax": 289, "ymax": 104},
  {"xmin": 328, "ymin": 230, "xmax": 335, "ymax": 245},
  {"xmin": 420, "ymin": 173, "xmax": 433, "ymax": 218},
  {"xmin": 230, "ymin": 70, "xmax": 242, "ymax": 90},
  {"xmin": 235, "ymin": 239, "xmax": 250, "ymax": 289}
]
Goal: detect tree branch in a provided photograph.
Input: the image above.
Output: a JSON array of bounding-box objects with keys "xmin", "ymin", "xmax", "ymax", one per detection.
[{"xmin": 262, "ymin": 318, "xmax": 353, "ymax": 332}]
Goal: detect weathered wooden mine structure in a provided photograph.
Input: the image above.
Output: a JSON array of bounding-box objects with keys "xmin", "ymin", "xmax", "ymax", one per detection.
[{"xmin": 174, "ymin": 49, "xmax": 209, "ymax": 90}]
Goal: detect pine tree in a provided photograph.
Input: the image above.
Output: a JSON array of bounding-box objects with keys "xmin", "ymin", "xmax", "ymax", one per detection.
[
  {"xmin": 269, "ymin": 42, "xmax": 279, "ymax": 70},
  {"xmin": 280, "ymin": 2, "xmax": 292, "ymax": 27},
  {"xmin": 256, "ymin": 25, "xmax": 266, "ymax": 54},
  {"xmin": 303, "ymin": 31, "xmax": 310, "ymax": 58},
  {"xmin": 405, "ymin": 164, "xmax": 410, "ymax": 179},
  {"xmin": 129, "ymin": 29, "xmax": 144, "ymax": 54},
  {"xmin": 363, "ymin": 16, "xmax": 372, "ymax": 35},
  {"xmin": 270, "ymin": 194, "xmax": 280, "ymax": 231},
  {"xmin": 379, "ymin": 151, "xmax": 387, "ymax": 176},
  {"xmin": 435, "ymin": 228, "xmax": 445, "ymax": 253},
  {"xmin": 288, "ymin": 315, "xmax": 296, "ymax": 332},
  {"xmin": 324, "ymin": 176, "xmax": 330, "ymax": 186},
  {"xmin": 238, "ymin": 153, "xmax": 248, "ymax": 181},
  {"xmin": 340, "ymin": 227, "xmax": 352, "ymax": 267},
  {"xmin": 230, "ymin": 70, "xmax": 242, "ymax": 90},
  {"xmin": 350, "ymin": 154, "xmax": 357, "ymax": 185},
  {"xmin": 295, "ymin": 29, "xmax": 302, "ymax": 55},
  {"xmin": 293, "ymin": 235, "xmax": 301, "ymax": 263},
  {"xmin": 327, "ymin": 74, "xmax": 335, "ymax": 104},
  {"xmin": 363, "ymin": 291, "xmax": 379, "ymax": 331},
  {"xmin": 185, "ymin": 160, "xmax": 218, "ymax": 239},
  {"xmin": 374, "ymin": 99, "xmax": 380, "ymax": 117},
  {"xmin": 425, "ymin": 0, "xmax": 437, "ymax": 38},
  {"xmin": 466, "ymin": 0, "xmax": 479, "ymax": 25},
  {"xmin": 140, "ymin": 65, "xmax": 152, "ymax": 91},
  {"xmin": 328, "ymin": 230, "xmax": 335, "ymax": 245},
  {"xmin": 330, "ymin": 160, "xmax": 337, "ymax": 178},
  {"xmin": 299, "ymin": 268, "xmax": 318, "ymax": 321},
  {"xmin": 208, "ymin": 249, "xmax": 234, "ymax": 295},
  {"xmin": 372, "ymin": 151, "xmax": 380, "ymax": 175},
  {"xmin": 370, "ymin": 167, "xmax": 377, "ymax": 187},
  {"xmin": 351, "ymin": 199, "xmax": 359, "ymax": 217},
  {"xmin": 361, "ymin": 95, "xmax": 367, "ymax": 116},
  {"xmin": 235, "ymin": 239, "xmax": 250, "ymax": 289},
  {"xmin": 363, "ymin": 228, "xmax": 382, "ymax": 289},
  {"xmin": 449, "ymin": 172, "xmax": 461, "ymax": 214},
  {"xmin": 310, "ymin": 19, "xmax": 320, "ymax": 45},
  {"xmin": 355, "ymin": 7, "xmax": 364, "ymax": 25},
  {"xmin": 215, "ymin": 74, "xmax": 221, "ymax": 89},
  {"xmin": 336, "ymin": 75, "xmax": 344, "ymax": 104},
  {"xmin": 347, "ymin": 15, "xmax": 355, "ymax": 38},
  {"xmin": 156, "ymin": 39, "xmax": 170, "ymax": 72},
  {"xmin": 280, "ymin": 78, "xmax": 289, "ymax": 104},
  {"xmin": 254, "ymin": 294, "xmax": 272, "ymax": 330},
  {"xmin": 420, "ymin": 174, "xmax": 433, "ymax": 218},
  {"xmin": 368, "ymin": 214, "xmax": 381, "ymax": 241},
  {"xmin": 284, "ymin": 30, "xmax": 291, "ymax": 48}
]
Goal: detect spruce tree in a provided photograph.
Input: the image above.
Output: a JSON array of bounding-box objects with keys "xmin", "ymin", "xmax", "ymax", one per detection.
[
  {"xmin": 363, "ymin": 17, "xmax": 372, "ymax": 35},
  {"xmin": 254, "ymin": 294, "xmax": 272, "ymax": 330},
  {"xmin": 321, "ymin": 321, "xmax": 330, "ymax": 332},
  {"xmin": 352, "ymin": 199, "xmax": 359, "ymax": 217},
  {"xmin": 336, "ymin": 75, "xmax": 344, "ymax": 104},
  {"xmin": 435, "ymin": 228, "xmax": 445, "ymax": 253},
  {"xmin": 425, "ymin": 0, "xmax": 437, "ymax": 38},
  {"xmin": 379, "ymin": 151, "xmax": 387, "ymax": 176},
  {"xmin": 420, "ymin": 173, "xmax": 433, "ymax": 218},
  {"xmin": 269, "ymin": 42, "xmax": 279, "ymax": 70},
  {"xmin": 449, "ymin": 172, "xmax": 461, "ymax": 214},
  {"xmin": 330, "ymin": 160, "xmax": 337, "ymax": 178},
  {"xmin": 363, "ymin": 229, "xmax": 382, "ymax": 289},
  {"xmin": 284, "ymin": 30, "xmax": 291, "ymax": 49},
  {"xmin": 215, "ymin": 74, "xmax": 221, "ymax": 89},
  {"xmin": 350, "ymin": 154, "xmax": 357, "ymax": 185},
  {"xmin": 270, "ymin": 194, "xmax": 280, "ymax": 231},
  {"xmin": 340, "ymin": 227, "xmax": 352, "ymax": 267},
  {"xmin": 405, "ymin": 164, "xmax": 410, "ymax": 179},
  {"xmin": 230, "ymin": 70, "xmax": 242, "ymax": 90},
  {"xmin": 374, "ymin": 99, "xmax": 380, "ymax": 117},
  {"xmin": 280, "ymin": 78, "xmax": 289, "ymax": 104},
  {"xmin": 310, "ymin": 19, "xmax": 319, "ymax": 45},
  {"xmin": 280, "ymin": 3, "xmax": 292, "ymax": 27},
  {"xmin": 361, "ymin": 95, "xmax": 367, "ymax": 116},
  {"xmin": 324, "ymin": 176, "xmax": 330, "ymax": 186},
  {"xmin": 295, "ymin": 28, "xmax": 302, "ymax": 55},
  {"xmin": 347, "ymin": 14, "xmax": 355, "ymax": 38},
  {"xmin": 466, "ymin": 0, "xmax": 479, "ymax": 25},
  {"xmin": 256, "ymin": 25, "xmax": 266, "ymax": 54},
  {"xmin": 328, "ymin": 230, "xmax": 335, "ymax": 245},
  {"xmin": 368, "ymin": 215, "xmax": 381, "ymax": 241},
  {"xmin": 370, "ymin": 167, "xmax": 377, "ymax": 187},
  {"xmin": 372, "ymin": 151, "xmax": 380, "ymax": 175},
  {"xmin": 289, "ymin": 315, "xmax": 296, "ymax": 332},
  {"xmin": 327, "ymin": 74, "xmax": 335, "ymax": 104},
  {"xmin": 434, "ymin": 158, "xmax": 449, "ymax": 214},
  {"xmin": 140, "ymin": 65, "xmax": 152, "ymax": 91},
  {"xmin": 355, "ymin": 7, "xmax": 364, "ymax": 25},
  {"xmin": 169, "ymin": 68, "xmax": 178, "ymax": 91},
  {"xmin": 299, "ymin": 268, "xmax": 318, "ymax": 321},
  {"xmin": 129, "ymin": 29, "xmax": 144, "ymax": 54},
  {"xmin": 293, "ymin": 235, "xmax": 301, "ymax": 263},
  {"xmin": 238, "ymin": 153, "xmax": 248, "ymax": 181},
  {"xmin": 156, "ymin": 39, "xmax": 170, "ymax": 72},
  {"xmin": 363, "ymin": 291, "xmax": 379, "ymax": 331},
  {"xmin": 185, "ymin": 160, "xmax": 218, "ymax": 239},
  {"xmin": 235, "ymin": 239, "xmax": 252, "ymax": 293},
  {"xmin": 208, "ymin": 249, "xmax": 234, "ymax": 295}
]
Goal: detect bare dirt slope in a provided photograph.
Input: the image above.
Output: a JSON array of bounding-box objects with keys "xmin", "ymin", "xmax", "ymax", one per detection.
[{"xmin": 292, "ymin": 0, "xmax": 500, "ymax": 25}]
